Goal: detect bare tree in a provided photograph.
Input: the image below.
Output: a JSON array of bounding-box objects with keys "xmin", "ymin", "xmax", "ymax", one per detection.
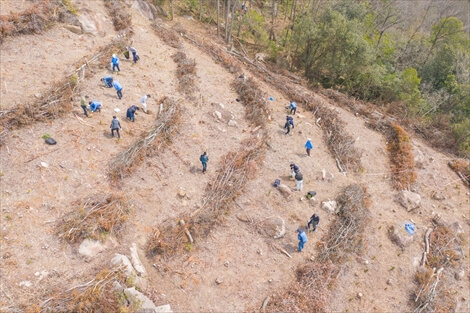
[
  {"xmin": 225, "ymin": 0, "xmax": 231, "ymax": 40},
  {"xmin": 269, "ymin": 0, "xmax": 276, "ymax": 40},
  {"xmin": 228, "ymin": 0, "xmax": 238, "ymax": 43}
]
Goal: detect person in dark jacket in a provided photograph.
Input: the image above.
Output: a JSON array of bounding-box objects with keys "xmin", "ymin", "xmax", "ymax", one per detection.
[
  {"xmin": 80, "ymin": 95, "xmax": 88, "ymax": 117},
  {"xmin": 110, "ymin": 116, "xmax": 122, "ymax": 138},
  {"xmin": 101, "ymin": 76, "xmax": 114, "ymax": 88},
  {"xmin": 297, "ymin": 228, "xmax": 308, "ymax": 252},
  {"xmin": 113, "ymin": 81, "xmax": 123, "ymax": 99},
  {"xmin": 295, "ymin": 170, "xmax": 303, "ymax": 191},
  {"xmin": 307, "ymin": 213, "xmax": 320, "ymax": 232},
  {"xmin": 290, "ymin": 163, "xmax": 299, "ymax": 178},
  {"xmin": 200, "ymin": 152, "xmax": 209, "ymax": 174},
  {"xmin": 126, "ymin": 105, "xmax": 139, "ymax": 122},
  {"xmin": 284, "ymin": 116, "xmax": 294, "ymax": 135},
  {"xmin": 128, "ymin": 46, "xmax": 139, "ymax": 64}
]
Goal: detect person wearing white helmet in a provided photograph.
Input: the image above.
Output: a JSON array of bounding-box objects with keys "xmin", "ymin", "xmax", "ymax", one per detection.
[{"xmin": 111, "ymin": 54, "xmax": 120, "ymax": 72}]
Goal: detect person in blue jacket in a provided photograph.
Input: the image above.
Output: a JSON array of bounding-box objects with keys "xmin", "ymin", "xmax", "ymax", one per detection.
[
  {"xmin": 289, "ymin": 101, "xmax": 297, "ymax": 115},
  {"xmin": 305, "ymin": 138, "xmax": 313, "ymax": 156},
  {"xmin": 111, "ymin": 54, "xmax": 120, "ymax": 72},
  {"xmin": 101, "ymin": 76, "xmax": 114, "ymax": 88},
  {"xmin": 126, "ymin": 105, "xmax": 139, "ymax": 122},
  {"xmin": 113, "ymin": 81, "xmax": 123, "ymax": 99},
  {"xmin": 200, "ymin": 152, "xmax": 209, "ymax": 174},
  {"xmin": 88, "ymin": 101, "xmax": 102, "ymax": 112},
  {"xmin": 297, "ymin": 228, "xmax": 308, "ymax": 252},
  {"xmin": 284, "ymin": 115, "xmax": 294, "ymax": 135}
]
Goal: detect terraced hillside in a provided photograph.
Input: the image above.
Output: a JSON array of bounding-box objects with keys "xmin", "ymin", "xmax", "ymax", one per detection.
[{"xmin": 1, "ymin": 1, "xmax": 469, "ymax": 312}]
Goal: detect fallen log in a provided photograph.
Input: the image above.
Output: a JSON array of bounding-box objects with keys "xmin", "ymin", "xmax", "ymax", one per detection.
[
  {"xmin": 273, "ymin": 245, "xmax": 292, "ymax": 259},
  {"xmin": 179, "ymin": 220, "xmax": 194, "ymax": 243},
  {"xmin": 260, "ymin": 296, "xmax": 270, "ymax": 312}
]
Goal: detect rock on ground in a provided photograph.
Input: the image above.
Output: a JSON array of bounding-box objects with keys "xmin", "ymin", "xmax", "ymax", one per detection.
[
  {"xmin": 277, "ymin": 184, "xmax": 292, "ymax": 199},
  {"xmin": 389, "ymin": 224, "xmax": 414, "ymax": 247},
  {"xmin": 396, "ymin": 190, "xmax": 421, "ymax": 212},
  {"xmin": 78, "ymin": 239, "xmax": 105, "ymax": 258},
  {"xmin": 111, "ymin": 254, "xmax": 135, "ymax": 277},
  {"xmin": 321, "ymin": 200, "xmax": 338, "ymax": 214}
]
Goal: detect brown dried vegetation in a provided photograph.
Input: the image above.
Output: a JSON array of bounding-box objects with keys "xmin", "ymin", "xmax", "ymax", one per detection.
[
  {"xmin": 412, "ymin": 220, "xmax": 464, "ymax": 313},
  {"xmin": 0, "ymin": 0, "xmax": 67, "ymax": 42},
  {"xmin": 265, "ymin": 262, "xmax": 338, "ymax": 313},
  {"xmin": 386, "ymin": 123, "xmax": 417, "ymax": 190},
  {"xmin": 233, "ymin": 77, "xmax": 269, "ymax": 127},
  {"xmin": 34, "ymin": 267, "xmax": 131, "ymax": 313},
  {"xmin": 172, "ymin": 51, "xmax": 198, "ymax": 98},
  {"xmin": 448, "ymin": 159, "xmax": 470, "ymax": 187},
  {"xmin": 56, "ymin": 194, "xmax": 131, "ymax": 243},
  {"xmin": 104, "ymin": 0, "xmax": 132, "ymax": 31},
  {"xmin": 153, "ymin": 22, "xmax": 182, "ymax": 49},
  {"xmin": 108, "ymin": 97, "xmax": 182, "ymax": 181},
  {"xmin": 317, "ymin": 184, "xmax": 371, "ymax": 264}
]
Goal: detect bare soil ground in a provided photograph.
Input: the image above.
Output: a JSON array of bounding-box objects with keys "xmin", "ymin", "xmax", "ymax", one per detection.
[
  {"xmin": 1, "ymin": 4, "xmax": 469, "ymax": 313},
  {"xmin": 0, "ymin": 0, "xmax": 115, "ymax": 110}
]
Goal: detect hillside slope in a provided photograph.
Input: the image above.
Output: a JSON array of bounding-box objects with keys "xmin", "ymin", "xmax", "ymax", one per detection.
[{"xmin": 0, "ymin": 3, "xmax": 468, "ymax": 312}]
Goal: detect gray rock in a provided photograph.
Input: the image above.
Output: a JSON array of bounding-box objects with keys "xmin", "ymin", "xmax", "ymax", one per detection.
[
  {"xmin": 321, "ymin": 200, "xmax": 338, "ymax": 214},
  {"xmin": 228, "ymin": 120, "xmax": 238, "ymax": 127},
  {"xmin": 414, "ymin": 149, "xmax": 425, "ymax": 169},
  {"xmin": 215, "ymin": 277, "xmax": 223, "ymax": 285},
  {"xmin": 277, "ymin": 184, "xmax": 292, "ymax": 199},
  {"xmin": 213, "ymin": 111, "xmax": 222, "ymax": 120},
  {"xmin": 64, "ymin": 24, "xmax": 82, "ymax": 35},
  {"xmin": 124, "ymin": 287, "xmax": 157, "ymax": 311},
  {"xmin": 155, "ymin": 304, "xmax": 173, "ymax": 313},
  {"xmin": 396, "ymin": 190, "xmax": 421, "ymax": 211},
  {"xmin": 455, "ymin": 269, "xmax": 465, "ymax": 281},
  {"xmin": 78, "ymin": 239, "xmax": 105, "ymax": 258},
  {"xmin": 131, "ymin": 0, "xmax": 158, "ymax": 20},
  {"xmin": 390, "ymin": 224, "xmax": 414, "ymax": 247},
  {"xmin": 130, "ymin": 243, "xmax": 147, "ymax": 277},
  {"xmin": 432, "ymin": 192, "xmax": 446, "ymax": 200},
  {"xmin": 111, "ymin": 254, "xmax": 135, "ymax": 277}
]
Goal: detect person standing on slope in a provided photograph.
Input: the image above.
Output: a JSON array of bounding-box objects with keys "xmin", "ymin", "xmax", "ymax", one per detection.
[
  {"xmin": 305, "ymin": 138, "xmax": 313, "ymax": 156},
  {"xmin": 111, "ymin": 54, "xmax": 120, "ymax": 72},
  {"xmin": 200, "ymin": 152, "xmax": 209, "ymax": 174}
]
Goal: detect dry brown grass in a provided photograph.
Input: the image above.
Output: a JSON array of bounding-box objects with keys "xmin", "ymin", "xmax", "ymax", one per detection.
[
  {"xmin": 56, "ymin": 194, "xmax": 131, "ymax": 243},
  {"xmin": 233, "ymin": 77, "xmax": 269, "ymax": 127},
  {"xmin": 35, "ymin": 267, "xmax": 131, "ymax": 313},
  {"xmin": 448, "ymin": 159, "xmax": 470, "ymax": 187},
  {"xmin": 0, "ymin": 0, "xmax": 58, "ymax": 42},
  {"xmin": 387, "ymin": 123, "xmax": 417, "ymax": 190},
  {"xmin": 104, "ymin": 0, "xmax": 132, "ymax": 31},
  {"xmin": 153, "ymin": 22, "xmax": 182, "ymax": 49},
  {"xmin": 317, "ymin": 184, "xmax": 371, "ymax": 264},
  {"xmin": 108, "ymin": 97, "xmax": 181, "ymax": 181},
  {"xmin": 412, "ymin": 221, "xmax": 464, "ymax": 313},
  {"xmin": 172, "ymin": 51, "xmax": 198, "ymax": 98},
  {"xmin": 265, "ymin": 262, "xmax": 338, "ymax": 313}
]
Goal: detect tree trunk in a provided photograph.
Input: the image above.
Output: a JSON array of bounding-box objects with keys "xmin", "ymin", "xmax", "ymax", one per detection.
[
  {"xmin": 217, "ymin": 0, "xmax": 220, "ymax": 36},
  {"xmin": 269, "ymin": 0, "xmax": 276, "ymax": 40},
  {"xmin": 170, "ymin": 0, "xmax": 174, "ymax": 20},
  {"xmin": 199, "ymin": 0, "xmax": 203, "ymax": 20},
  {"xmin": 225, "ymin": 0, "xmax": 231, "ymax": 41},
  {"xmin": 228, "ymin": 0, "xmax": 238, "ymax": 43},
  {"xmin": 237, "ymin": 13, "xmax": 242, "ymax": 37}
]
